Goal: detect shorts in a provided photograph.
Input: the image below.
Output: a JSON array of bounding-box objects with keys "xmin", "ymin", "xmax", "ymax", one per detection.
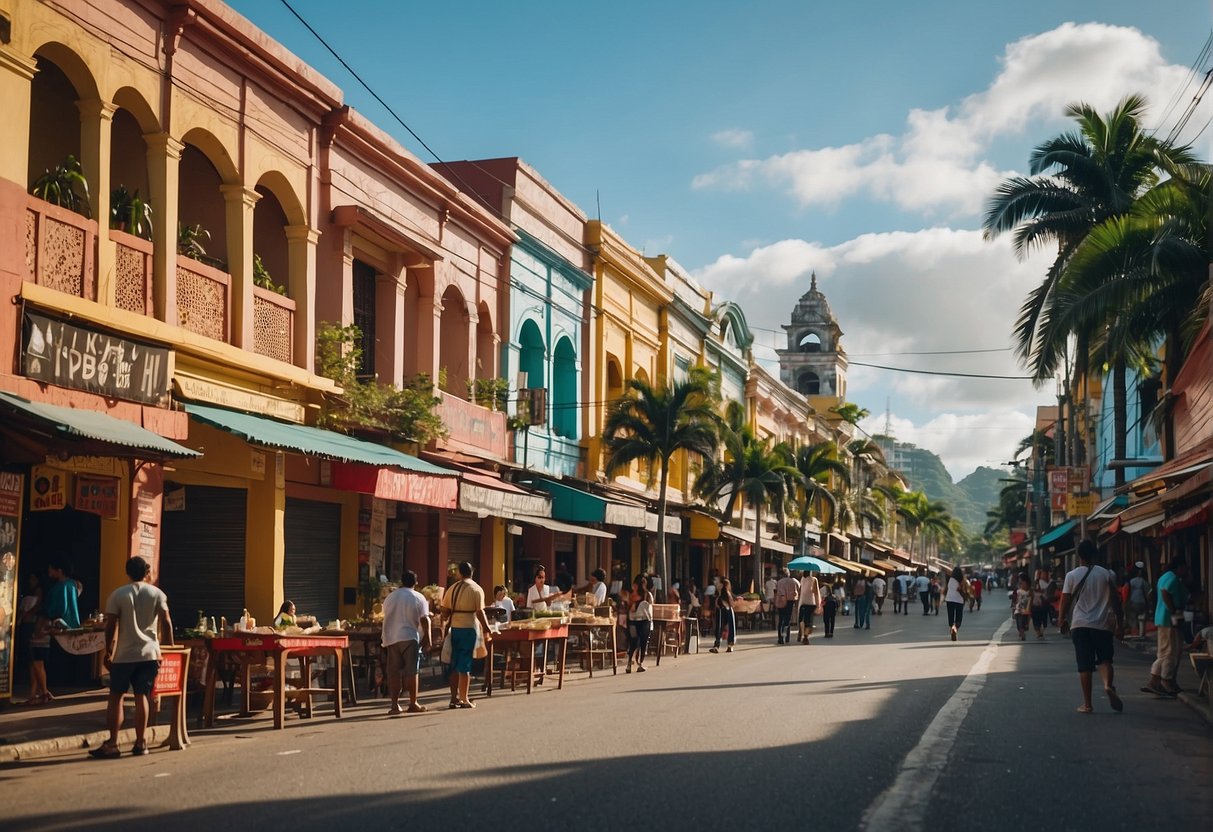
[
  {"xmin": 1071, "ymin": 627, "xmax": 1114, "ymax": 673},
  {"xmin": 384, "ymin": 639, "xmax": 421, "ymax": 678},
  {"xmin": 30, "ymin": 644, "xmax": 50, "ymax": 662},
  {"xmin": 109, "ymin": 660, "xmax": 160, "ymax": 696},
  {"xmin": 799, "ymin": 605, "xmax": 817, "ymax": 624},
  {"xmin": 448, "ymin": 627, "xmax": 476, "ymax": 674}
]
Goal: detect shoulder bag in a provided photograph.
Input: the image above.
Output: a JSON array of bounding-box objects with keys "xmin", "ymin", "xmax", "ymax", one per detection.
[{"xmin": 1061, "ymin": 566, "xmax": 1097, "ymax": 636}]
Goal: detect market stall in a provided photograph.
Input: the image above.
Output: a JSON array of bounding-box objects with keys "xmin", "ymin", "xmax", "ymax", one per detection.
[{"xmin": 483, "ymin": 620, "xmax": 568, "ymax": 696}]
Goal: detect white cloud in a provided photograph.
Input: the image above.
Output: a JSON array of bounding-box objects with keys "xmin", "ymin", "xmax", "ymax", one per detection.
[
  {"xmin": 692, "ymin": 22, "xmax": 1213, "ymax": 215},
  {"xmin": 711, "ymin": 128, "xmax": 754, "ymax": 149},
  {"xmin": 694, "ymin": 227, "xmax": 1055, "ymax": 476},
  {"xmin": 860, "ymin": 412, "xmax": 1033, "ymax": 481}
]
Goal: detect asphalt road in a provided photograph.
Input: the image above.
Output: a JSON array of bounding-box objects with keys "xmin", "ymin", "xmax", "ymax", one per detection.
[{"xmin": 2, "ymin": 602, "xmax": 1210, "ymax": 832}]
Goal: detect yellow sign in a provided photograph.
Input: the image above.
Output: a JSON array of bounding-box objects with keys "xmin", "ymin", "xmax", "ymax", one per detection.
[
  {"xmin": 30, "ymin": 465, "xmax": 69, "ymax": 512},
  {"xmin": 174, "ymin": 376, "xmax": 305, "ymax": 423},
  {"xmin": 1068, "ymin": 493, "xmax": 1098, "ymax": 517}
]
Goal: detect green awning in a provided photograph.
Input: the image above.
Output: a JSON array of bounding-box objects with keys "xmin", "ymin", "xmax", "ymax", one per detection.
[
  {"xmin": 1038, "ymin": 518, "xmax": 1078, "ymax": 547},
  {"xmin": 522, "ymin": 478, "xmax": 646, "ymax": 526},
  {"xmin": 0, "ymin": 391, "xmax": 198, "ymax": 458},
  {"xmin": 184, "ymin": 403, "xmax": 447, "ymax": 473}
]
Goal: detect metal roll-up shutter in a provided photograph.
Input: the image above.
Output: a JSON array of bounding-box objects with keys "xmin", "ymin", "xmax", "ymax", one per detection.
[
  {"xmin": 284, "ymin": 498, "xmax": 341, "ymax": 623},
  {"xmin": 448, "ymin": 512, "xmax": 480, "ymax": 564},
  {"xmin": 160, "ymin": 485, "xmax": 247, "ymax": 623}
]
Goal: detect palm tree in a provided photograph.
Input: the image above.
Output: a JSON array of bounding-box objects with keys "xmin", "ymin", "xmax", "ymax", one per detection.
[
  {"xmin": 697, "ymin": 429, "xmax": 801, "ymax": 594},
  {"xmin": 895, "ymin": 490, "xmax": 954, "ymax": 560},
  {"xmin": 983, "ymin": 95, "xmax": 1194, "ymax": 469},
  {"xmin": 604, "ymin": 367, "xmax": 720, "ymax": 584},
  {"xmin": 846, "ymin": 438, "xmax": 887, "ymax": 490},
  {"xmin": 830, "ymin": 402, "xmax": 870, "ymax": 426},
  {"xmin": 790, "ymin": 441, "xmax": 850, "ymax": 544}
]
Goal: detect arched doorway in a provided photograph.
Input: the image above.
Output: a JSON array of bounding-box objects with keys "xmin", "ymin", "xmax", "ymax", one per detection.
[
  {"xmin": 177, "ymin": 141, "xmax": 229, "ymax": 269},
  {"xmin": 439, "ymin": 285, "xmax": 470, "ymax": 398},
  {"xmin": 28, "ymin": 55, "xmax": 85, "ymax": 205}
]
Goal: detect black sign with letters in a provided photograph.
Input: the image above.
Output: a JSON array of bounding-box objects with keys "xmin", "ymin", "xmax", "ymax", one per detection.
[{"xmin": 21, "ymin": 310, "xmax": 170, "ymax": 406}]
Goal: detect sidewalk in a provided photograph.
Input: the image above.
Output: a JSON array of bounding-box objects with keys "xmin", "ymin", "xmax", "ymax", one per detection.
[
  {"xmin": 0, "ymin": 687, "xmax": 167, "ymax": 763},
  {"xmin": 1119, "ymin": 634, "xmax": 1211, "ymax": 725}
]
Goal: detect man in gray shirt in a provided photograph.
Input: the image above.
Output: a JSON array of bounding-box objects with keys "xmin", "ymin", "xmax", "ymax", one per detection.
[{"xmin": 89, "ymin": 556, "xmax": 173, "ymax": 758}]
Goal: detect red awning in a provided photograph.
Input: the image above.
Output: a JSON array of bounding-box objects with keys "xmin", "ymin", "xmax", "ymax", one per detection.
[
  {"xmin": 1162, "ymin": 501, "xmax": 1210, "ymax": 534},
  {"xmin": 329, "ymin": 462, "xmax": 458, "ymax": 509},
  {"xmin": 1127, "ymin": 437, "xmax": 1213, "ymax": 493}
]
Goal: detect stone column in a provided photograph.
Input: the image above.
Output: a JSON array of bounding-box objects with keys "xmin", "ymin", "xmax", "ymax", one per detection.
[
  {"xmin": 284, "ymin": 224, "xmax": 318, "ymax": 370},
  {"xmin": 145, "ymin": 132, "xmax": 183, "ymax": 324},
  {"xmin": 77, "ymin": 98, "xmax": 116, "ymax": 305},
  {"xmin": 0, "ymin": 47, "xmax": 37, "ymax": 185},
  {"xmin": 220, "ymin": 184, "xmax": 260, "ymax": 348}
]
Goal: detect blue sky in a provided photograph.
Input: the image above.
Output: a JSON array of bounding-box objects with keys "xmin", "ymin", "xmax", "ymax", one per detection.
[{"xmin": 231, "ymin": 0, "xmax": 1213, "ymax": 479}]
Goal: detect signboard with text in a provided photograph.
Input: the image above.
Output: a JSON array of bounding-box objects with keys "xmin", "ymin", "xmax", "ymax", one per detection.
[
  {"xmin": 22, "ymin": 310, "xmax": 170, "ymax": 405},
  {"xmin": 75, "ymin": 474, "xmax": 120, "ymax": 518},
  {"xmin": 0, "ymin": 471, "xmax": 24, "ymax": 699},
  {"xmin": 30, "ymin": 465, "xmax": 69, "ymax": 512}
]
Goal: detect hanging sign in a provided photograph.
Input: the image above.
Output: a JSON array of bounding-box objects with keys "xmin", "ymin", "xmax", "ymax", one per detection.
[
  {"xmin": 75, "ymin": 474, "xmax": 121, "ymax": 519},
  {"xmin": 22, "ymin": 310, "xmax": 170, "ymax": 406},
  {"xmin": 0, "ymin": 471, "xmax": 24, "ymax": 699},
  {"xmin": 30, "ymin": 465, "xmax": 69, "ymax": 511}
]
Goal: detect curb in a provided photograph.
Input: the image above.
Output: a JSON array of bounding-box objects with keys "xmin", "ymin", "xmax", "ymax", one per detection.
[
  {"xmin": 0, "ymin": 723, "xmax": 171, "ymax": 764},
  {"xmin": 1177, "ymin": 691, "xmax": 1213, "ymax": 726}
]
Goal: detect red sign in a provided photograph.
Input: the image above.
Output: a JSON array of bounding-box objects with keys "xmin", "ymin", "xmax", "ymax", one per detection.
[
  {"xmin": 153, "ymin": 650, "xmax": 187, "ymax": 697},
  {"xmin": 1048, "ymin": 468, "xmax": 1069, "ymax": 494},
  {"xmin": 329, "ymin": 462, "xmax": 458, "ymax": 509},
  {"xmin": 1051, "ymin": 492, "xmax": 1068, "ymax": 512},
  {"xmin": 1009, "ymin": 527, "xmax": 1027, "ymax": 546},
  {"xmin": 76, "ymin": 474, "xmax": 121, "ymax": 518},
  {"xmin": 435, "ymin": 392, "xmax": 508, "ymax": 460}
]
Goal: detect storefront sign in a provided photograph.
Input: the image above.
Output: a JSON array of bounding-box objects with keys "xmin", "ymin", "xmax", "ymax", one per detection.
[
  {"xmin": 163, "ymin": 486, "xmax": 186, "ymax": 512},
  {"xmin": 370, "ymin": 499, "xmax": 387, "ymax": 574},
  {"xmin": 0, "ymin": 471, "xmax": 23, "ymax": 699},
  {"xmin": 1048, "ymin": 468, "xmax": 1069, "ymax": 494},
  {"xmin": 330, "ymin": 462, "xmax": 458, "ymax": 510},
  {"xmin": 1067, "ymin": 493, "xmax": 1097, "ymax": 517},
  {"xmin": 30, "ymin": 465, "xmax": 69, "ymax": 511},
  {"xmin": 52, "ymin": 455, "xmax": 121, "ymax": 476},
  {"xmin": 22, "ymin": 310, "xmax": 170, "ymax": 405},
  {"xmin": 153, "ymin": 649, "xmax": 187, "ymax": 697},
  {"xmin": 435, "ymin": 392, "xmax": 508, "ymax": 459},
  {"xmin": 458, "ymin": 482, "xmax": 550, "ymax": 518},
  {"xmin": 75, "ymin": 474, "xmax": 121, "ymax": 518},
  {"xmin": 174, "ymin": 376, "xmax": 305, "ymax": 423}
]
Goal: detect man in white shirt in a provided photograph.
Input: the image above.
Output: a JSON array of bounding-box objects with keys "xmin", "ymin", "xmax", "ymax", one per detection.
[
  {"xmin": 1059, "ymin": 540, "xmax": 1125, "ymax": 714},
  {"xmin": 871, "ymin": 575, "xmax": 887, "ymax": 615},
  {"xmin": 90, "ymin": 556, "xmax": 173, "ymax": 759},
  {"xmin": 914, "ymin": 570, "xmax": 931, "ymax": 615},
  {"xmin": 381, "ymin": 569, "xmax": 432, "ymax": 716}
]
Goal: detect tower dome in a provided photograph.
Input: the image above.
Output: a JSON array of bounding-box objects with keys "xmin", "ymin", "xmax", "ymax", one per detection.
[{"xmin": 776, "ymin": 272, "xmax": 847, "ymax": 399}]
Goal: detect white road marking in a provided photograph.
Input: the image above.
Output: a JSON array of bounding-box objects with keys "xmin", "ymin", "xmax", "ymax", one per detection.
[
  {"xmin": 276, "ymin": 749, "xmax": 302, "ymax": 756},
  {"xmin": 154, "ymin": 772, "xmax": 171, "ymax": 778},
  {"xmin": 874, "ymin": 629, "xmax": 903, "ymax": 638},
  {"xmin": 860, "ymin": 617, "xmax": 1012, "ymax": 831}
]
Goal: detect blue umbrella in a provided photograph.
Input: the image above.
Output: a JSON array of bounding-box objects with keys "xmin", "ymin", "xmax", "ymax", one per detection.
[{"xmin": 787, "ymin": 555, "xmax": 845, "ymax": 574}]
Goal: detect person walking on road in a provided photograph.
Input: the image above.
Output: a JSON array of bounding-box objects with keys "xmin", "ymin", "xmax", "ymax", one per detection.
[
  {"xmin": 626, "ymin": 575, "xmax": 654, "ymax": 672},
  {"xmin": 915, "ymin": 569, "xmax": 931, "ymax": 615},
  {"xmin": 1142, "ymin": 555, "xmax": 1189, "ymax": 697},
  {"xmin": 381, "ymin": 569, "xmax": 431, "ymax": 716},
  {"xmin": 852, "ymin": 576, "xmax": 869, "ymax": 629},
  {"xmin": 969, "ymin": 574, "xmax": 983, "ymax": 611},
  {"xmin": 872, "ymin": 574, "xmax": 887, "ymax": 615},
  {"xmin": 1126, "ymin": 563, "xmax": 1151, "ymax": 639},
  {"xmin": 774, "ymin": 568, "xmax": 799, "ymax": 644},
  {"xmin": 891, "ymin": 572, "xmax": 904, "ymax": 613},
  {"xmin": 1013, "ymin": 573, "xmax": 1032, "ymax": 640},
  {"xmin": 821, "ymin": 581, "xmax": 838, "ymax": 638},
  {"xmin": 797, "ymin": 570, "xmax": 822, "ymax": 644},
  {"xmin": 1031, "ymin": 568, "xmax": 1053, "ymax": 639},
  {"xmin": 1058, "ymin": 540, "xmax": 1125, "ymax": 714},
  {"xmin": 945, "ymin": 566, "xmax": 969, "ymax": 641},
  {"xmin": 709, "ymin": 578, "xmax": 736, "ymax": 654},
  {"xmin": 440, "ymin": 561, "xmax": 493, "ymax": 709},
  {"xmin": 89, "ymin": 556, "xmax": 173, "ymax": 759},
  {"xmin": 897, "ymin": 572, "xmax": 913, "ymax": 615},
  {"xmin": 929, "ymin": 575, "xmax": 942, "ymax": 615}
]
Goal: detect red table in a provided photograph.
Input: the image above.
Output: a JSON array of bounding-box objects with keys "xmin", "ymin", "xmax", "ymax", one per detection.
[
  {"xmin": 202, "ymin": 633, "xmax": 348, "ymax": 730},
  {"xmin": 483, "ymin": 625, "xmax": 569, "ymax": 696}
]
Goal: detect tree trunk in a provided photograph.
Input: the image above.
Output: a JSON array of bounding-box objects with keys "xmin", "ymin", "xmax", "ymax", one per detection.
[
  {"xmin": 1113, "ymin": 356, "xmax": 1127, "ymax": 487},
  {"xmin": 657, "ymin": 457, "xmax": 670, "ymax": 590}
]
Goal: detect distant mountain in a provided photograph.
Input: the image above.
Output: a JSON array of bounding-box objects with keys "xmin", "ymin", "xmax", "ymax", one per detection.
[{"xmin": 878, "ymin": 438, "xmax": 1006, "ymax": 535}]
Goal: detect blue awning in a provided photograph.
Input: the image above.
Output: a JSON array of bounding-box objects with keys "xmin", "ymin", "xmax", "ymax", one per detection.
[{"xmin": 1038, "ymin": 518, "xmax": 1079, "ymax": 547}]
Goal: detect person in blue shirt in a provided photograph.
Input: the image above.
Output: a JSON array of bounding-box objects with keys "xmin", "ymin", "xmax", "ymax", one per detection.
[
  {"xmin": 1142, "ymin": 555, "xmax": 1188, "ymax": 697},
  {"xmin": 44, "ymin": 559, "xmax": 80, "ymax": 629}
]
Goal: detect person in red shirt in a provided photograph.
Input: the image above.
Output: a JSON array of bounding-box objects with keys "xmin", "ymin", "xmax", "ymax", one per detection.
[{"xmin": 969, "ymin": 576, "xmax": 984, "ymax": 611}]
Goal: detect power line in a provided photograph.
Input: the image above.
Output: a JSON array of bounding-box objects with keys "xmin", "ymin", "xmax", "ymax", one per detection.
[{"xmin": 848, "ymin": 361, "xmax": 1034, "ymax": 380}]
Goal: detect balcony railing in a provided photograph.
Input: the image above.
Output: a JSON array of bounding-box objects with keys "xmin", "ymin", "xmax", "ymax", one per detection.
[
  {"xmin": 252, "ymin": 285, "xmax": 295, "ymax": 364},
  {"xmin": 25, "ymin": 194, "xmax": 97, "ymax": 301},
  {"xmin": 176, "ymin": 255, "xmax": 230, "ymax": 343},
  {"xmin": 436, "ymin": 391, "xmax": 508, "ymax": 460},
  {"xmin": 110, "ymin": 229, "xmax": 154, "ymax": 316}
]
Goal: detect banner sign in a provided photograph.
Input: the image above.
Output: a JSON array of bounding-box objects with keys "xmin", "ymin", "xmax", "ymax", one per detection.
[
  {"xmin": 30, "ymin": 465, "xmax": 69, "ymax": 512},
  {"xmin": 0, "ymin": 471, "xmax": 23, "ymax": 699},
  {"xmin": 22, "ymin": 310, "xmax": 170, "ymax": 406},
  {"xmin": 153, "ymin": 649, "xmax": 188, "ymax": 697},
  {"xmin": 75, "ymin": 474, "xmax": 121, "ymax": 519}
]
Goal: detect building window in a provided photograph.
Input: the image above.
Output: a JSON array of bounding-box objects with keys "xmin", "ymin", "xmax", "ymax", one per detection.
[
  {"xmin": 352, "ymin": 259, "xmax": 376, "ymax": 379},
  {"xmin": 799, "ymin": 331, "xmax": 823, "ymax": 352},
  {"xmin": 798, "ymin": 370, "xmax": 821, "ymax": 396},
  {"xmin": 553, "ymin": 337, "xmax": 578, "ymax": 439}
]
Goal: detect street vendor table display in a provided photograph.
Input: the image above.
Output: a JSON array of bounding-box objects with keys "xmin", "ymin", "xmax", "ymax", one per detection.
[
  {"xmin": 648, "ymin": 604, "xmax": 682, "ymax": 665},
  {"xmin": 52, "ymin": 627, "xmax": 107, "ymax": 679},
  {"xmin": 567, "ymin": 619, "xmax": 617, "ymax": 677},
  {"xmin": 202, "ymin": 632, "xmax": 348, "ymax": 730},
  {"xmin": 483, "ymin": 622, "xmax": 568, "ymax": 696}
]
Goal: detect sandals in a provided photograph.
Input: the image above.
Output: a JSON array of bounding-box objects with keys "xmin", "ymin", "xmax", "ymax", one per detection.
[
  {"xmin": 406, "ymin": 704, "xmax": 427, "ymax": 714},
  {"xmin": 130, "ymin": 743, "xmax": 148, "ymax": 756},
  {"xmin": 1106, "ymin": 687, "xmax": 1123, "ymax": 713},
  {"xmin": 88, "ymin": 743, "xmax": 122, "ymax": 759},
  {"xmin": 1076, "ymin": 705, "xmax": 1093, "ymax": 714},
  {"xmin": 456, "ymin": 700, "xmax": 475, "ymax": 709},
  {"xmin": 448, "ymin": 700, "xmax": 459, "ymax": 710}
]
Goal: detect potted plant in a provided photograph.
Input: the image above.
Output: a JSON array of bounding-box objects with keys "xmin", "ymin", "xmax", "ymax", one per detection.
[
  {"xmin": 110, "ymin": 185, "xmax": 153, "ymax": 239},
  {"xmin": 30, "ymin": 154, "xmax": 90, "ymax": 217},
  {"xmin": 252, "ymin": 253, "xmax": 286, "ymax": 295}
]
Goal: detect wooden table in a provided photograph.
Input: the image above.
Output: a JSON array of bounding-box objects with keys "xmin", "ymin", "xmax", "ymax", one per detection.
[
  {"xmin": 649, "ymin": 618, "xmax": 682, "ymax": 665},
  {"xmin": 568, "ymin": 621, "xmax": 617, "ymax": 677},
  {"xmin": 202, "ymin": 633, "xmax": 348, "ymax": 730},
  {"xmin": 483, "ymin": 625, "xmax": 568, "ymax": 696}
]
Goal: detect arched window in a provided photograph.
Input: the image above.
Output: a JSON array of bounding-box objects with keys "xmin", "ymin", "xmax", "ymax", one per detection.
[
  {"xmin": 518, "ymin": 320, "xmax": 545, "ymax": 391},
  {"xmin": 28, "ymin": 57, "xmax": 83, "ymax": 199},
  {"xmin": 606, "ymin": 357, "xmax": 624, "ymax": 403},
  {"xmin": 178, "ymin": 142, "xmax": 228, "ymax": 269},
  {"xmin": 439, "ymin": 285, "xmax": 470, "ymax": 398},
  {"xmin": 797, "ymin": 371, "xmax": 821, "ymax": 396},
  {"xmin": 799, "ymin": 331, "xmax": 823, "ymax": 352},
  {"xmin": 552, "ymin": 337, "xmax": 577, "ymax": 439},
  {"xmin": 253, "ymin": 183, "xmax": 290, "ymax": 297}
]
